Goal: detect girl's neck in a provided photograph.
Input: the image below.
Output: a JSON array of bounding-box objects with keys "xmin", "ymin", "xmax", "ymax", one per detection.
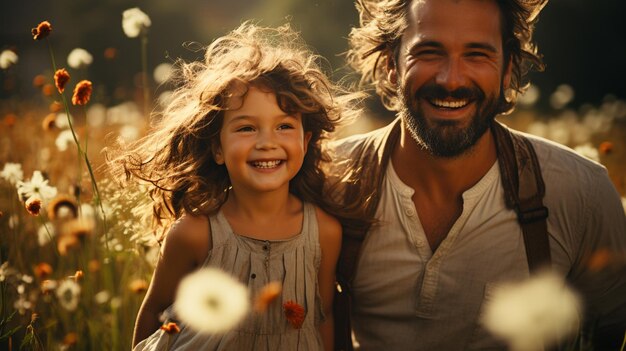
[{"xmin": 220, "ymin": 188, "xmax": 304, "ymax": 240}]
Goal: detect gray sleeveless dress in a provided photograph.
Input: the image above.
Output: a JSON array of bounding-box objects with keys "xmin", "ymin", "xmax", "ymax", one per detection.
[{"xmin": 134, "ymin": 202, "xmax": 325, "ymax": 350}]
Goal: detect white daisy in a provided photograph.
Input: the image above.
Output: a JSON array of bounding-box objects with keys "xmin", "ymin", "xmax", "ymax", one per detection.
[
  {"xmin": 0, "ymin": 162, "xmax": 24, "ymax": 185},
  {"xmin": 174, "ymin": 267, "xmax": 250, "ymax": 334},
  {"xmin": 16, "ymin": 171, "xmax": 58, "ymax": 203},
  {"xmin": 122, "ymin": 8, "xmax": 151, "ymax": 38},
  {"xmin": 0, "ymin": 49, "xmax": 18, "ymax": 69},
  {"xmin": 67, "ymin": 48, "xmax": 93, "ymax": 69},
  {"xmin": 481, "ymin": 271, "xmax": 581, "ymax": 351},
  {"xmin": 56, "ymin": 279, "xmax": 81, "ymax": 311}
]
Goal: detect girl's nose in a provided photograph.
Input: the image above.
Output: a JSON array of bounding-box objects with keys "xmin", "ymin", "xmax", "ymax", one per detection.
[{"xmin": 255, "ymin": 131, "xmax": 277, "ymax": 150}]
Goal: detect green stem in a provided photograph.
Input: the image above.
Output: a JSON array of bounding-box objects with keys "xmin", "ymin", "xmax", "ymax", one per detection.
[{"xmin": 141, "ymin": 33, "xmax": 150, "ymax": 117}]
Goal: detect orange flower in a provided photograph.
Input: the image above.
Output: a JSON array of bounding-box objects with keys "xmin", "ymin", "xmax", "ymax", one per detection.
[
  {"xmin": 33, "ymin": 74, "xmax": 47, "ymax": 88},
  {"xmin": 42, "ymin": 83, "xmax": 55, "ymax": 97},
  {"xmin": 104, "ymin": 47, "xmax": 118, "ymax": 60},
  {"xmin": 160, "ymin": 322, "xmax": 181, "ymax": 334},
  {"xmin": 72, "ymin": 80, "xmax": 92, "ymax": 105},
  {"xmin": 587, "ymin": 249, "xmax": 612, "ymax": 272},
  {"xmin": 54, "ymin": 68, "xmax": 70, "ymax": 93},
  {"xmin": 598, "ymin": 141, "xmax": 614, "ymax": 155},
  {"xmin": 63, "ymin": 332, "xmax": 78, "ymax": 346},
  {"xmin": 42, "ymin": 113, "xmax": 57, "ymax": 131},
  {"xmin": 34, "ymin": 262, "xmax": 53, "ymax": 279},
  {"xmin": 25, "ymin": 197, "xmax": 42, "ymax": 216},
  {"xmin": 129, "ymin": 279, "xmax": 149, "ymax": 294},
  {"xmin": 283, "ymin": 300, "xmax": 306, "ymax": 329},
  {"xmin": 70, "ymin": 270, "xmax": 84, "ymax": 282},
  {"xmin": 254, "ymin": 281, "xmax": 282, "ymax": 312},
  {"xmin": 49, "ymin": 101, "xmax": 63, "ymax": 112},
  {"xmin": 47, "ymin": 195, "xmax": 78, "ymax": 220},
  {"xmin": 3, "ymin": 113, "xmax": 17, "ymax": 127},
  {"xmin": 32, "ymin": 21, "xmax": 52, "ymax": 40}
]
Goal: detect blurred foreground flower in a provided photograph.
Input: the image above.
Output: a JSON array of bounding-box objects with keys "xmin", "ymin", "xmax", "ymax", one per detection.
[
  {"xmin": 254, "ymin": 281, "xmax": 282, "ymax": 313},
  {"xmin": 72, "ymin": 80, "xmax": 92, "ymax": 105},
  {"xmin": 67, "ymin": 48, "xmax": 93, "ymax": 69},
  {"xmin": 31, "ymin": 21, "xmax": 52, "ymax": 40},
  {"xmin": 0, "ymin": 49, "xmax": 18, "ymax": 69},
  {"xmin": 122, "ymin": 8, "xmax": 151, "ymax": 38},
  {"xmin": 174, "ymin": 268, "xmax": 249, "ymax": 334},
  {"xmin": 283, "ymin": 301, "xmax": 306, "ymax": 329},
  {"xmin": 481, "ymin": 271, "xmax": 581, "ymax": 351},
  {"xmin": 56, "ymin": 279, "xmax": 81, "ymax": 311},
  {"xmin": 54, "ymin": 68, "xmax": 70, "ymax": 93},
  {"xmin": 17, "ymin": 170, "xmax": 58, "ymax": 203},
  {"xmin": 1, "ymin": 162, "xmax": 24, "ymax": 185},
  {"xmin": 25, "ymin": 197, "xmax": 42, "ymax": 216},
  {"xmin": 160, "ymin": 322, "xmax": 180, "ymax": 334}
]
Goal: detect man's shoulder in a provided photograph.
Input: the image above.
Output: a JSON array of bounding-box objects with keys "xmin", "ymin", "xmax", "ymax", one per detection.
[{"xmin": 329, "ymin": 118, "xmax": 398, "ymax": 158}]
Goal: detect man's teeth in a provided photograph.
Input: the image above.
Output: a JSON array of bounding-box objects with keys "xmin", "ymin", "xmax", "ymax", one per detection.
[
  {"xmin": 431, "ymin": 99, "xmax": 469, "ymax": 108},
  {"xmin": 253, "ymin": 160, "xmax": 281, "ymax": 168}
]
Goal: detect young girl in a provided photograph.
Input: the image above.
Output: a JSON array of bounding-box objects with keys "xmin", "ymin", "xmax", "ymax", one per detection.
[{"xmin": 111, "ymin": 23, "xmax": 361, "ymax": 350}]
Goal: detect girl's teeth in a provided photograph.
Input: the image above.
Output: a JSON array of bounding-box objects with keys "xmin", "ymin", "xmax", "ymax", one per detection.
[
  {"xmin": 253, "ymin": 160, "xmax": 281, "ymax": 168},
  {"xmin": 432, "ymin": 99, "xmax": 469, "ymax": 108}
]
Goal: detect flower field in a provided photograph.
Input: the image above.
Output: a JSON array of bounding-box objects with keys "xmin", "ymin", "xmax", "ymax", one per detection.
[{"xmin": 1, "ymin": 8, "xmax": 625, "ymax": 351}]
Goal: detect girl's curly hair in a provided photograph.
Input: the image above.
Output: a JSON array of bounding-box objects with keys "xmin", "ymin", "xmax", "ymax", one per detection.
[
  {"xmin": 108, "ymin": 22, "xmax": 363, "ymax": 235},
  {"xmin": 347, "ymin": 0, "xmax": 548, "ymax": 113}
]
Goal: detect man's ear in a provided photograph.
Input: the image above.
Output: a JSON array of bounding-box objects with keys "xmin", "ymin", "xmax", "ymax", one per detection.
[
  {"xmin": 503, "ymin": 57, "xmax": 513, "ymax": 90},
  {"xmin": 387, "ymin": 56, "xmax": 398, "ymax": 85}
]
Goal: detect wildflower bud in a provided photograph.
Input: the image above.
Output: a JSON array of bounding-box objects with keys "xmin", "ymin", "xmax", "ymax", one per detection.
[
  {"xmin": 599, "ymin": 141, "xmax": 614, "ymax": 155},
  {"xmin": 42, "ymin": 84, "xmax": 55, "ymax": 97},
  {"xmin": 34, "ymin": 262, "xmax": 53, "ymax": 279},
  {"xmin": 32, "ymin": 21, "xmax": 52, "ymax": 40},
  {"xmin": 63, "ymin": 332, "xmax": 78, "ymax": 346},
  {"xmin": 33, "ymin": 74, "xmax": 46, "ymax": 88},
  {"xmin": 25, "ymin": 198, "xmax": 42, "ymax": 216},
  {"xmin": 72, "ymin": 80, "xmax": 92, "ymax": 106},
  {"xmin": 71, "ymin": 270, "xmax": 84, "ymax": 282},
  {"xmin": 49, "ymin": 101, "xmax": 63, "ymax": 112},
  {"xmin": 54, "ymin": 68, "xmax": 70, "ymax": 94},
  {"xmin": 104, "ymin": 47, "xmax": 118, "ymax": 60},
  {"xmin": 160, "ymin": 322, "xmax": 180, "ymax": 334}
]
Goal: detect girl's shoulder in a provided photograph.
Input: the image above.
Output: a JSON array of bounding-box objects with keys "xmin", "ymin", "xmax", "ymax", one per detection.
[
  {"xmin": 312, "ymin": 205, "xmax": 342, "ymax": 247},
  {"xmin": 164, "ymin": 213, "xmax": 212, "ymax": 267}
]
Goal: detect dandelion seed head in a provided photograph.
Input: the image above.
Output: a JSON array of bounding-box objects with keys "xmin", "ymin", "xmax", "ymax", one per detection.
[
  {"xmin": 1, "ymin": 162, "xmax": 24, "ymax": 185},
  {"xmin": 550, "ymin": 84, "xmax": 575, "ymax": 110},
  {"xmin": 153, "ymin": 63, "xmax": 173, "ymax": 84},
  {"xmin": 67, "ymin": 48, "xmax": 93, "ymax": 69},
  {"xmin": 0, "ymin": 50, "xmax": 18, "ymax": 69},
  {"xmin": 86, "ymin": 103, "xmax": 107, "ymax": 127},
  {"xmin": 56, "ymin": 129, "xmax": 76, "ymax": 152},
  {"xmin": 174, "ymin": 268, "xmax": 250, "ymax": 334},
  {"xmin": 56, "ymin": 279, "xmax": 81, "ymax": 311},
  {"xmin": 32, "ymin": 21, "xmax": 52, "ymax": 40},
  {"xmin": 55, "ymin": 113, "xmax": 72, "ymax": 129},
  {"xmin": 481, "ymin": 271, "xmax": 581, "ymax": 351},
  {"xmin": 122, "ymin": 8, "xmax": 151, "ymax": 38},
  {"xmin": 94, "ymin": 290, "xmax": 111, "ymax": 304},
  {"xmin": 38, "ymin": 222, "xmax": 55, "ymax": 246}
]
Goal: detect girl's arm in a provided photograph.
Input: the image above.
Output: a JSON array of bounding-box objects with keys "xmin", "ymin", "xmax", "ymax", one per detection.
[
  {"xmin": 132, "ymin": 215, "xmax": 211, "ymax": 347},
  {"xmin": 316, "ymin": 207, "xmax": 343, "ymax": 351}
]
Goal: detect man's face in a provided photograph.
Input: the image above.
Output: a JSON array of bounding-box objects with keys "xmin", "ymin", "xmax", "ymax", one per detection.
[{"xmin": 393, "ymin": 0, "xmax": 511, "ymax": 157}]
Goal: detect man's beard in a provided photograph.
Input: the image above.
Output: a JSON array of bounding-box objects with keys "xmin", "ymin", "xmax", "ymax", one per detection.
[{"xmin": 398, "ymin": 82, "xmax": 504, "ymax": 158}]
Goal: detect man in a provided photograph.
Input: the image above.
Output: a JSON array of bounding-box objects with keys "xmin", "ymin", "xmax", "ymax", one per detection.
[{"xmin": 330, "ymin": 0, "xmax": 626, "ymax": 350}]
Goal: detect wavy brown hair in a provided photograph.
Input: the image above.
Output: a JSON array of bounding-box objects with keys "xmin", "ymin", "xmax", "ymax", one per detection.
[
  {"xmin": 108, "ymin": 22, "xmax": 363, "ymax": 235},
  {"xmin": 347, "ymin": 0, "xmax": 548, "ymax": 112}
]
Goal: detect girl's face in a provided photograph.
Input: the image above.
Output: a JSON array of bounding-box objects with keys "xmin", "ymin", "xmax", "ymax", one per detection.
[{"xmin": 215, "ymin": 86, "xmax": 312, "ymax": 195}]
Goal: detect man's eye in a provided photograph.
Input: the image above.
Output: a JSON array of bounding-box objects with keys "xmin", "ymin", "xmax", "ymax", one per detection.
[{"xmin": 467, "ymin": 51, "xmax": 489, "ymax": 58}]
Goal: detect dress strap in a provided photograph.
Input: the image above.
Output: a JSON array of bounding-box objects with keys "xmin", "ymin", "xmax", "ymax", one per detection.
[
  {"xmin": 302, "ymin": 202, "xmax": 320, "ymax": 251},
  {"xmin": 208, "ymin": 210, "xmax": 232, "ymax": 248}
]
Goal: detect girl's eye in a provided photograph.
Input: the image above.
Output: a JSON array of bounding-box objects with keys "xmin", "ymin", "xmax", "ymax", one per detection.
[
  {"xmin": 236, "ymin": 126, "xmax": 254, "ymax": 132},
  {"xmin": 278, "ymin": 124, "xmax": 294, "ymax": 130}
]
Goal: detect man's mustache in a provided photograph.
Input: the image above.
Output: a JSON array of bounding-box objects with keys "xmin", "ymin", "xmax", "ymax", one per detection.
[{"xmin": 416, "ymin": 83, "xmax": 484, "ymax": 101}]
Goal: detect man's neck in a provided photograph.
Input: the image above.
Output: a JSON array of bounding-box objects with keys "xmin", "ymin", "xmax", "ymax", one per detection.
[{"xmin": 392, "ymin": 122, "xmax": 497, "ymax": 202}]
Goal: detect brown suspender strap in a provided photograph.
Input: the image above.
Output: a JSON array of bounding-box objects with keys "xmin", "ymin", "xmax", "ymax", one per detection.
[{"xmin": 492, "ymin": 121, "xmax": 551, "ymax": 272}]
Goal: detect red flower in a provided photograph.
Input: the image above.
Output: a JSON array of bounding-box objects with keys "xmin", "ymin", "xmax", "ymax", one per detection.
[
  {"xmin": 32, "ymin": 21, "xmax": 52, "ymax": 40},
  {"xmin": 54, "ymin": 68, "xmax": 70, "ymax": 93},
  {"xmin": 160, "ymin": 322, "xmax": 181, "ymax": 334},
  {"xmin": 25, "ymin": 198, "xmax": 42, "ymax": 216},
  {"xmin": 72, "ymin": 80, "xmax": 92, "ymax": 105},
  {"xmin": 283, "ymin": 300, "xmax": 306, "ymax": 329}
]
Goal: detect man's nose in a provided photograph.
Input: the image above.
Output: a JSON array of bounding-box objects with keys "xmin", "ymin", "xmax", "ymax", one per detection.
[{"xmin": 435, "ymin": 58, "xmax": 467, "ymax": 92}]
